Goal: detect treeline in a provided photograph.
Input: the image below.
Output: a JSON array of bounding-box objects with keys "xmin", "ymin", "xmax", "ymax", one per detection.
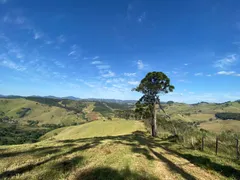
[
  {"xmin": 215, "ymin": 113, "xmax": 240, "ymax": 120},
  {"xmin": 0, "ymin": 125, "xmax": 48, "ymax": 145},
  {"xmin": 26, "ymin": 97, "xmax": 86, "ymax": 113}
]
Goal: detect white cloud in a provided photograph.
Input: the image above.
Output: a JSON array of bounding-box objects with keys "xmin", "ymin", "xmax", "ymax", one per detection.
[
  {"xmin": 106, "ymin": 78, "xmax": 125, "ymax": 84},
  {"xmin": 3, "ymin": 14, "xmax": 12, "ymax": 23},
  {"xmin": 128, "ymin": 81, "xmax": 139, "ymax": 85},
  {"xmin": 178, "ymin": 79, "xmax": 191, "ymax": 83},
  {"xmin": 184, "ymin": 63, "xmax": 188, "ymax": 66},
  {"xmin": 137, "ymin": 12, "xmax": 146, "ymax": 23},
  {"xmin": 53, "ymin": 60, "xmax": 65, "ymax": 68},
  {"xmin": 206, "ymin": 74, "xmax": 212, "ymax": 77},
  {"xmin": 235, "ymin": 74, "xmax": 240, "ymax": 76},
  {"xmin": 97, "ymin": 65, "xmax": 110, "ymax": 70},
  {"xmin": 217, "ymin": 71, "xmax": 235, "ymax": 75},
  {"xmin": 137, "ymin": 60, "xmax": 144, "ymax": 70},
  {"xmin": 91, "ymin": 61, "xmax": 102, "ymax": 65},
  {"xmin": 172, "ymin": 71, "xmax": 178, "ymax": 74},
  {"xmin": 101, "ymin": 70, "xmax": 115, "ymax": 78},
  {"xmin": 93, "ymin": 56, "xmax": 99, "ymax": 60},
  {"xmin": 45, "ymin": 40, "xmax": 53, "ymax": 45},
  {"xmin": 34, "ymin": 31, "xmax": 42, "ymax": 40},
  {"xmin": 0, "ymin": 60, "xmax": 26, "ymax": 71},
  {"xmin": 57, "ymin": 35, "xmax": 66, "ymax": 43},
  {"xmin": 15, "ymin": 16, "xmax": 25, "ymax": 24},
  {"xmin": 194, "ymin": 72, "xmax": 203, "ymax": 76},
  {"xmin": 68, "ymin": 51, "xmax": 76, "ymax": 56},
  {"xmin": 214, "ymin": 54, "xmax": 237, "ymax": 69},
  {"xmin": 124, "ymin": 72, "xmax": 136, "ymax": 77}
]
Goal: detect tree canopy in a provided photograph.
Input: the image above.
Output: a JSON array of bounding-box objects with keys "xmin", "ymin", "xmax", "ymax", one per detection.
[{"xmin": 133, "ymin": 71, "xmax": 174, "ymax": 137}]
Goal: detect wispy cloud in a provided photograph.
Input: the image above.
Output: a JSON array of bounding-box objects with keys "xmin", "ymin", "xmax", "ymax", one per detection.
[
  {"xmin": 57, "ymin": 35, "xmax": 66, "ymax": 43},
  {"xmin": 124, "ymin": 72, "xmax": 136, "ymax": 77},
  {"xmin": 217, "ymin": 71, "xmax": 236, "ymax": 75},
  {"xmin": 106, "ymin": 78, "xmax": 125, "ymax": 84},
  {"xmin": 76, "ymin": 79, "xmax": 95, "ymax": 88},
  {"xmin": 44, "ymin": 40, "xmax": 53, "ymax": 45},
  {"xmin": 101, "ymin": 70, "xmax": 115, "ymax": 78},
  {"xmin": 128, "ymin": 81, "xmax": 139, "ymax": 85},
  {"xmin": 137, "ymin": 12, "xmax": 146, "ymax": 23},
  {"xmin": 137, "ymin": 60, "xmax": 144, "ymax": 70},
  {"xmin": 3, "ymin": 14, "xmax": 26, "ymax": 25},
  {"xmin": 0, "ymin": 59, "xmax": 26, "ymax": 71},
  {"xmin": 53, "ymin": 60, "xmax": 65, "ymax": 68},
  {"xmin": 91, "ymin": 61, "xmax": 102, "ymax": 65},
  {"xmin": 206, "ymin": 74, "xmax": 212, "ymax": 77},
  {"xmin": 194, "ymin": 72, "xmax": 203, "ymax": 76},
  {"xmin": 92, "ymin": 56, "xmax": 99, "ymax": 60},
  {"xmin": 0, "ymin": 0, "xmax": 8, "ymax": 4},
  {"xmin": 34, "ymin": 31, "xmax": 43, "ymax": 40},
  {"xmin": 214, "ymin": 54, "xmax": 237, "ymax": 69},
  {"xmin": 178, "ymin": 79, "xmax": 191, "ymax": 83},
  {"xmin": 97, "ymin": 65, "xmax": 110, "ymax": 70},
  {"xmin": 184, "ymin": 63, "xmax": 188, "ymax": 66},
  {"xmin": 68, "ymin": 44, "xmax": 82, "ymax": 59}
]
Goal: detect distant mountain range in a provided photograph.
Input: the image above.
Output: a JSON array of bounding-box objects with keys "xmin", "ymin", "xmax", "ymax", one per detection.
[
  {"xmin": 1, "ymin": 94, "xmax": 239, "ymax": 104},
  {"xmin": 0, "ymin": 94, "xmax": 137, "ymax": 104}
]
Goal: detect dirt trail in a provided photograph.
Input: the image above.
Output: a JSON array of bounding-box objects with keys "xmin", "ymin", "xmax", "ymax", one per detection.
[{"xmin": 149, "ymin": 146, "xmax": 221, "ymax": 180}]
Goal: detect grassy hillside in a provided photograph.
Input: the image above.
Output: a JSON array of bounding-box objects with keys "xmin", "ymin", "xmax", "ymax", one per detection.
[
  {"xmin": 199, "ymin": 120, "xmax": 240, "ymax": 133},
  {"xmin": 0, "ymin": 98, "xmax": 86, "ymax": 125},
  {"xmin": 1, "ymin": 119, "xmax": 237, "ymax": 180},
  {"xmin": 41, "ymin": 119, "xmax": 145, "ymax": 140}
]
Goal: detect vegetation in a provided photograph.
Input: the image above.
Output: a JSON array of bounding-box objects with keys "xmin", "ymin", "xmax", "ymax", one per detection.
[
  {"xmin": 0, "ymin": 120, "xmax": 238, "ymax": 179},
  {"xmin": 1, "ymin": 96, "xmax": 240, "ymax": 179},
  {"xmin": 215, "ymin": 112, "xmax": 240, "ymax": 120},
  {"xmin": 133, "ymin": 71, "xmax": 174, "ymax": 137}
]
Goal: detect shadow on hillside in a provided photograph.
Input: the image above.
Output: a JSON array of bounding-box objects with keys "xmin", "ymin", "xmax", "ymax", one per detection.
[
  {"xmin": 1, "ymin": 130, "xmax": 239, "ymax": 179},
  {"xmin": 159, "ymin": 145, "xmax": 240, "ymax": 179},
  {"xmin": 76, "ymin": 166, "xmax": 158, "ymax": 180},
  {"xmin": 0, "ymin": 143, "xmax": 75, "ymax": 158},
  {"xmin": 0, "ymin": 141, "xmax": 98, "ymax": 179}
]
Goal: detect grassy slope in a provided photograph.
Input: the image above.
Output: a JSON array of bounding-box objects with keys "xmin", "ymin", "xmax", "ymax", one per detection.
[
  {"xmin": 199, "ymin": 120, "xmax": 240, "ymax": 133},
  {"xmin": 0, "ymin": 98, "xmax": 85, "ymax": 125},
  {"xmin": 162, "ymin": 102, "xmax": 240, "ymax": 133},
  {"xmin": 41, "ymin": 118, "xmax": 145, "ymax": 140},
  {"xmin": 0, "ymin": 120, "xmax": 237, "ymax": 180}
]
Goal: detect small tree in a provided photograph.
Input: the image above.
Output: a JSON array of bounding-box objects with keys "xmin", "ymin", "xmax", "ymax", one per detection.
[{"xmin": 133, "ymin": 72, "xmax": 174, "ymax": 137}]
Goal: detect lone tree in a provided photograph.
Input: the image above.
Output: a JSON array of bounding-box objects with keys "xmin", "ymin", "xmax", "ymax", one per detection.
[{"xmin": 133, "ymin": 72, "xmax": 174, "ymax": 137}]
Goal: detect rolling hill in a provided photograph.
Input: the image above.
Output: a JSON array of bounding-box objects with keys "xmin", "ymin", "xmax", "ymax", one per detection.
[{"xmin": 1, "ymin": 119, "xmax": 237, "ymax": 180}]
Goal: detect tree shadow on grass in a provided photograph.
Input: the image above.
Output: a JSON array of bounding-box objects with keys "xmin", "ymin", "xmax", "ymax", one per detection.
[
  {"xmin": 0, "ymin": 141, "xmax": 99, "ymax": 179},
  {"xmin": 76, "ymin": 166, "xmax": 158, "ymax": 180},
  {"xmin": 150, "ymin": 149, "xmax": 196, "ymax": 180},
  {"xmin": 159, "ymin": 145, "xmax": 240, "ymax": 179},
  {"xmin": 0, "ymin": 143, "xmax": 75, "ymax": 158},
  {"xmin": 1, "ymin": 130, "xmax": 238, "ymax": 179}
]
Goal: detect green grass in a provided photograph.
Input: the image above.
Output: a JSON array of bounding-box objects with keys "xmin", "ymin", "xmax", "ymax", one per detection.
[
  {"xmin": 0, "ymin": 119, "xmax": 238, "ymax": 180},
  {"xmin": 0, "ymin": 98, "xmax": 88, "ymax": 125},
  {"xmin": 41, "ymin": 118, "xmax": 145, "ymax": 140}
]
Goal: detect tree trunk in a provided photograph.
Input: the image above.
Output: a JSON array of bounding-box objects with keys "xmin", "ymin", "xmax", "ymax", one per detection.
[{"xmin": 152, "ymin": 101, "xmax": 157, "ymax": 137}]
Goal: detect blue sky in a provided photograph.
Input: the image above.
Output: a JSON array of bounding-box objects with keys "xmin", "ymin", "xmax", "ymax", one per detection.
[{"xmin": 0, "ymin": 0, "xmax": 240, "ymax": 103}]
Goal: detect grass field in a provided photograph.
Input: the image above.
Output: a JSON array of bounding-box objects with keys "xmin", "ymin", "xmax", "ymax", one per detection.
[
  {"xmin": 0, "ymin": 119, "xmax": 239, "ymax": 180},
  {"xmin": 0, "ymin": 98, "xmax": 85, "ymax": 125},
  {"xmin": 199, "ymin": 120, "xmax": 240, "ymax": 133}
]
